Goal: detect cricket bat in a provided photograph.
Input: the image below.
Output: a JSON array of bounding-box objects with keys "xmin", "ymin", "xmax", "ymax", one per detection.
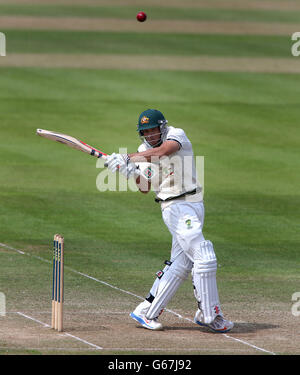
[{"xmin": 36, "ymin": 129, "xmax": 107, "ymax": 159}]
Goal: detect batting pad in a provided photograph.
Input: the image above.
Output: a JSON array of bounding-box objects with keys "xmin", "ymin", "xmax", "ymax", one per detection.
[
  {"xmin": 148, "ymin": 264, "xmax": 170, "ymax": 300},
  {"xmin": 192, "ymin": 240, "xmax": 222, "ymax": 324},
  {"xmin": 146, "ymin": 254, "xmax": 192, "ymax": 320}
]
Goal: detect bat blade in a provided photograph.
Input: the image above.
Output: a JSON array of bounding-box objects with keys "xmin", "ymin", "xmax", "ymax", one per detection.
[{"xmin": 36, "ymin": 129, "xmax": 107, "ymax": 159}]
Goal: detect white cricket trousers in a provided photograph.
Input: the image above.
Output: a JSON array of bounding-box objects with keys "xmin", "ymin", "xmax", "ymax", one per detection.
[
  {"xmin": 145, "ymin": 200, "xmax": 221, "ymax": 322},
  {"xmin": 162, "ymin": 200, "xmax": 222, "ymax": 323},
  {"xmin": 162, "ymin": 200, "xmax": 205, "ymax": 263}
]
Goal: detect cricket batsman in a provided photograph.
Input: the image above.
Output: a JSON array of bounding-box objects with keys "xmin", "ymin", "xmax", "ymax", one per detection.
[{"xmin": 105, "ymin": 109, "xmax": 234, "ymax": 333}]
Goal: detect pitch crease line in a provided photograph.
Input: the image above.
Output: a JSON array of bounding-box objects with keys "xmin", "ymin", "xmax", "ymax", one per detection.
[
  {"xmin": 1, "ymin": 242, "xmax": 276, "ymax": 355},
  {"xmin": 16, "ymin": 312, "xmax": 103, "ymax": 350}
]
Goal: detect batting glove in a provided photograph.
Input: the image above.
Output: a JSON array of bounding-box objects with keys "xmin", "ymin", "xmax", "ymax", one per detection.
[
  {"xmin": 119, "ymin": 163, "xmax": 140, "ymax": 180},
  {"xmin": 105, "ymin": 153, "xmax": 130, "ymax": 172}
]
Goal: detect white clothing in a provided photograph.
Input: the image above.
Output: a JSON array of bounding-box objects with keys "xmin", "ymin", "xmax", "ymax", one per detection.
[{"xmin": 136, "ymin": 126, "xmax": 203, "ymax": 207}]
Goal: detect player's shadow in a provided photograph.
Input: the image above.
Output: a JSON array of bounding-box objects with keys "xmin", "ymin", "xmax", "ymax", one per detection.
[
  {"xmin": 226, "ymin": 322, "xmax": 278, "ymax": 334},
  {"xmin": 163, "ymin": 322, "xmax": 278, "ymax": 333}
]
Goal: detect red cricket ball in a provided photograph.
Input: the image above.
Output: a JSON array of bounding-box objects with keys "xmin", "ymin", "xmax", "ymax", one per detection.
[{"xmin": 136, "ymin": 11, "xmax": 147, "ymax": 22}]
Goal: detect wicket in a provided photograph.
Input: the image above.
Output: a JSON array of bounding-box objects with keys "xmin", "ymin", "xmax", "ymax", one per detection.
[{"xmin": 51, "ymin": 234, "xmax": 64, "ymax": 332}]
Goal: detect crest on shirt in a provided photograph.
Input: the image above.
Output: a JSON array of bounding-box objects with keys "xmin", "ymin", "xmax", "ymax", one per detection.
[
  {"xmin": 144, "ymin": 166, "xmax": 155, "ymax": 179},
  {"xmin": 141, "ymin": 116, "xmax": 149, "ymax": 124},
  {"xmin": 185, "ymin": 219, "xmax": 192, "ymax": 229}
]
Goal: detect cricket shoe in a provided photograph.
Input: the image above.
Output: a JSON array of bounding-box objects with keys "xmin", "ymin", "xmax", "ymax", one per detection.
[
  {"xmin": 194, "ymin": 310, "xmax": 234, "ymax": 333},
  {"xmin": 131, "ymin": 300, "xmax": 151, "ymax": 317},
  {"xmin": 130, "ymin": 307, "xmax": 163, "ymax": 331}
]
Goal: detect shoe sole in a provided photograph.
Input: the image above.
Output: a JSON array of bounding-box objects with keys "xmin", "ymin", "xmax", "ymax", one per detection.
[
  {"xmin": 194, "ymin": 319, "xmax": 233, "ymax": 333},
  {"xmin": 130, "ymin": 312, "xmax": 163, "ymax": 331}
]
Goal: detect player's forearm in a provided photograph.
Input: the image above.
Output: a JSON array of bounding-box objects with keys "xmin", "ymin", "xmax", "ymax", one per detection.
[
  {"xmin": 128, "ymin": 148, "xmax": 164, "ymax": 163},
  {"xmin": 129, "ymin": 141, "xmax": 180, "ymax": 163}
]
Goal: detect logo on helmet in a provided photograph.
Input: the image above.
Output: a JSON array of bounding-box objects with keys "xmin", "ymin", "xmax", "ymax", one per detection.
[{"xmin": 141, "ymin": 116, "xmax": 149, "ymax": 124}]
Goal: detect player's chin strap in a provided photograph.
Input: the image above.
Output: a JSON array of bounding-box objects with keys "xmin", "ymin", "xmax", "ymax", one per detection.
[{"xmin": 140, "ymin": 121, "xmax": 168, "ymax": 149}]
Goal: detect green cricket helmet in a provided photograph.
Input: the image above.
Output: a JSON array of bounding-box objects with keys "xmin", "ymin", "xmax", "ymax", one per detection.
[{"xmin": 137, "ymin": 109, "xmax": 168, "ymax": 147}]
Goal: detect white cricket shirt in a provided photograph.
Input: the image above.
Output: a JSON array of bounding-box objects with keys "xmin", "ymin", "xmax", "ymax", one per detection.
[{"xmin": 137, "ymin": 126, "xmax": 203, "ymax": 209}]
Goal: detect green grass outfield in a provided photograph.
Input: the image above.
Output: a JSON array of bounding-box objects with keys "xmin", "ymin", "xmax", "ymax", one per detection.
[
  {"xmin": 0, "ymin": 67, "xmax": 299, "ymax": 305},
  {"xmin": 4, "ymin": 30, "xmax": 292, "ymax": 57},
  {"xmin": 0, "ymin": 4, "xmax": 299, "ymax": 23}
]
